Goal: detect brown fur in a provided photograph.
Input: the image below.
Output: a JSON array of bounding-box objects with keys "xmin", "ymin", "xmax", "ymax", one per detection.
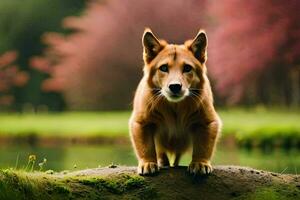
[{"xmin": 129, "ymin": 28, "xmax": 222, "ymax": 175}]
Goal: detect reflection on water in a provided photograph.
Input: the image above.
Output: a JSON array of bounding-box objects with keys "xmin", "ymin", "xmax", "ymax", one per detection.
[{"xmin": 0, "ymin": 144, "xmax": 299, "ymax": 174}]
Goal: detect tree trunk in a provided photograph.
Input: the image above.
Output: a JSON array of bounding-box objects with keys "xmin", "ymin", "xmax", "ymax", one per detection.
[
  {"xmin": 290, "ymin": 67, "xmax": 300, "ymax": 107},
  {"xmin": 0, "ymin": 166, "xmax": 299, "ymax": 200}
]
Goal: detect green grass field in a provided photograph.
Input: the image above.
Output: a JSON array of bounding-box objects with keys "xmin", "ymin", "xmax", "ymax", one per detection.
[
  {"xmin": 0, "ymin": 112, "xmax": 129, "ymax": 138},
  {"xmin": 0, "ymin": 108, "xmax": 299, "ymax": 143}
]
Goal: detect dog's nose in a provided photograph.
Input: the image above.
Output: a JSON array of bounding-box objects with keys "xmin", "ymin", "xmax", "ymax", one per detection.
[{"xmin": 169, "ymin": 83, "xmax": 182, "ymax": 94}]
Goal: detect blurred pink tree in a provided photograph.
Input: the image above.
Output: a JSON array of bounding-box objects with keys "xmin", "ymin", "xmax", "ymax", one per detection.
[
  {"xmin": 208, "ymin": 0, "xmax": 300, "ymax": 105},
  {"xmin": 33, "ymin": 0, "xmax": 300, "ymax": 109},
  {"xmin": 0, "ymin": 51, "xmax": 29, "ymax": 107},
  {"xmin": 31, "ymin": 0, "xmax": 208, "ymax": 110}
]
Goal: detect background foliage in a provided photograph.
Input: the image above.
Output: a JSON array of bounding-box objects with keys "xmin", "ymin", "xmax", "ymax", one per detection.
[
  {"xmin": 0, "ymin": 0, "xmax": 85, "ymax": 111},
  {"xmin": 0, "ymin": 0, "xmax": 299, "ymax": 110},
  {"xmin": 209, "ymin": 0, "xmax": 300, "ymax": 106}
]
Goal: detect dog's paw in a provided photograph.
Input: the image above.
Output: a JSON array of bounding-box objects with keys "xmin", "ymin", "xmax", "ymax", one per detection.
[
  {"xmin": 157, "ymin": 159, "xmax": 170, "ymax": 169},
  {"xmin": 187, "ymin": 161, "xmax": 212, "ymax": 176},
  {"xmin": 138, "ymin": 162, "xmax": 159, "ymax": 175}
]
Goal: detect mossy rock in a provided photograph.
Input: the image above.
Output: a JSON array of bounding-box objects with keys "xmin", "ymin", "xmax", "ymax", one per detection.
[{"xmin": 0, "ymin": 166, "xmax": 299, "ymax": 200}]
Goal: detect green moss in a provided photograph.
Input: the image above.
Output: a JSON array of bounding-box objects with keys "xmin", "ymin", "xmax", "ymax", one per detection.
[
  {"xmin": 52, "ymin": 184, "xmax": 70, "ymax": 194},
  {"xmin": 0, "ymin": 170, "xmax": 52, "ymax": 200},
  {"xmin": 235, "ymin": 184, "xmax": 300, "ymax": 200},
  {"xmin": 76, "ymin": 174, "xmax": 146, "ymax": 194},
  {"xmin": 77, "ymin": 177, "xmax": 99, "ymax": 186},
  {"xmin": 0, "ymin": 169, "xmax": 157, "ymax": 200},
  {"xmin": 123, "ymin": 175, "xmax": 145, "ymax": 190}
]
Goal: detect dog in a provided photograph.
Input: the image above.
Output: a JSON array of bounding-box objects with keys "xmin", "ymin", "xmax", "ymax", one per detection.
[{"xmin": 129, "ymin": 28, "xmax": 222, "ymax": 176}]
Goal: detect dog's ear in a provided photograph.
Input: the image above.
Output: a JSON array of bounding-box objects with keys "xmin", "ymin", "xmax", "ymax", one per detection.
[
  {"xmin": 142, "ymin": 28, "xmax": 163, "ymax": 63},
  {"xmin": 188, "ymin": 30, "xmax": 207, "ymax": 63}
]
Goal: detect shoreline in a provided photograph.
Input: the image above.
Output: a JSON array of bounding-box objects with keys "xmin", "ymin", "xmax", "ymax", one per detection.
[{"xmin": 0, "ymin": 134, "xmax": 299, "ymax": 150}]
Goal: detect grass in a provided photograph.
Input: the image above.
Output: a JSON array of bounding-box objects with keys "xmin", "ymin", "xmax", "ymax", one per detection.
[
  {"xmin": 0, "ymin": 108, "xmax": 299, "ymax": 144},
  {"xmin": 219, "ymin": 108, "xmax": 300, "ymax": 145},
  {"xmin": 0, "ymin": 112, "xmax": 130, "ymax": 138}
]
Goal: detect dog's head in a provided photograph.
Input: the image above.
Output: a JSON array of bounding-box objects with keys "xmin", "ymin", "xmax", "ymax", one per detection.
[{"xmin": 142, "ymin": 28, "xmax": 207, "ymax": 103}]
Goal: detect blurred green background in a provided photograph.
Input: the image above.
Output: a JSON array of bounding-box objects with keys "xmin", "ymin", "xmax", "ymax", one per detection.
[{"xmin": 0, "ymin": 0, "xmax": 299, "ymax": 174}]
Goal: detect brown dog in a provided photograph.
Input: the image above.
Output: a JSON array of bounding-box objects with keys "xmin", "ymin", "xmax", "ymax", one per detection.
[{"xmin": 129, "ymin": 28, "xmax": 222, "ymax": 176}]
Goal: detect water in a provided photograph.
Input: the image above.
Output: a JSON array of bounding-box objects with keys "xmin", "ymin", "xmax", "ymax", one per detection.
[{"xmin": 0, "ymin": 144, "xmax": 299, "ymax": 174}]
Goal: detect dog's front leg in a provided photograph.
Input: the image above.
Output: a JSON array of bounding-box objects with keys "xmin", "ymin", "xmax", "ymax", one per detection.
[
  {"xmin": 130, "ymin": 121, "xmax": 158, "ymax": 175},
  {"xmin": 188, "ymin": 119, "xmax": 221, "ymax": 175}
]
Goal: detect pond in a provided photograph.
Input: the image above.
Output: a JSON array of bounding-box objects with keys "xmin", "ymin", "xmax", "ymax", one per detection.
[{"xmin": 0, "ymin": 144, "xmax": 299, "ymax": 174}]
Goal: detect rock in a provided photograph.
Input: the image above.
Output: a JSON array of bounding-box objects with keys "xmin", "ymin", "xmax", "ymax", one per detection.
[{"xmin": 0, "ymin": 165, "xmax": 299, "ymax": 200}]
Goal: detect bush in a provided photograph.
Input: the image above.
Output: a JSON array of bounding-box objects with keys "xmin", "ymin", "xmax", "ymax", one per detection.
[
  {"xmin": 0, "ymin": 0, "xmax": 85, "ymax": 111},
  {"xmin": 0, "ymin": 51, "xmax": 28, "ymax": 110}
]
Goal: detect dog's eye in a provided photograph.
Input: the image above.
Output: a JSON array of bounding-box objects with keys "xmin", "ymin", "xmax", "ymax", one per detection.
[
  {"xmin": 183, "ymin": 64, "xmax": 192, "ymax": 73},
  {"xmin": 159, "ymin": 64, "xmax": 168, "ymax": 72}
]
